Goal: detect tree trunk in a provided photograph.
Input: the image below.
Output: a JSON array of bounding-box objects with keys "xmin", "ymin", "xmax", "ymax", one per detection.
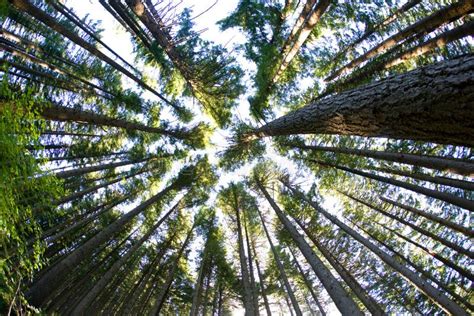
[
  {"xmin": 282, "ymin": 180, "xmax": 468, "ymax": 315},
  {"xmin": 248, "ymin": 54, "xmax": 474, "ymax": 147},
  {"xmin": 148, "ymin": 226, "xmax": 194, "ymax": 315},
  {"xmin": 287, "ymin": 247, "xmax": 326, "ymax": 316},
  {"xmin": 308, "ymin": 159, "xmax": 474, "ymax": 211},
  {"xmin": 339, "ymin": 20, "xmax": 474, "ymax": 90},
  {"xmin": 232, "ymin": 186, "xmax": 256, "ymax": 316},
  {"xmin": 71, "ymin": 201, "xmax": 180, "ymax": 314},
  {"xmin": 341, "ymin": 190, "xmax": 474, "ymax": 258},
  {"xmin": 253, "ymin": 253, "xmax": 272, "ymax": 316},
  {"xmin": 190, "ymin": 239, "xmax": 210, "ymax": 316},
  {"xmin": 380, "ymin": 196, "xmax": 474, "ymax": 238},
  {"xmin": 327, "ymin": 0, "xmax": 474, "ymax": 80},
  {"xmin": 256, "ymin": 205, "xmax": 303, "ymax": 316},
  {"xmin": 329, "ymin": 0, "xmax": 422, "ymax": 67},
  {"xmin": 243, "ymin": 213, "xmax": 260, "ymax": 316},
  {"xmin": 373, "ymin": 220, "xmax": 474, "ymax": 281},
  {"xmin": 256, "ymin": 180, "xmax": 363, "ymax": 315},
  {"xmin": 26, "ymin": 179, "xmax": 183, "ymax": 308},
  {"xmin": 287, "ymin": 143, "xmax": 474, "ymax": 177},
  {"xmin": 9, "ymin": 0, "xmax": 176, "ymax": 107}
]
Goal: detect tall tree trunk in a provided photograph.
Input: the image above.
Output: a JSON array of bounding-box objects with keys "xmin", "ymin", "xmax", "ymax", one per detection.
[
  {"xmin": 232, "ymin": 186, "xmax": 256, "ymax": 316},
  {"xmin": 9, "ymin": 0, "xmax": 176, "ymax": 107},
  {"xmin": 327, "ymin": 0, "xmax": 474, "ymax": 80},
  {"xmin": 243, "ymin": 213, "xmax": 260, "ymax": 316},
  {"xmin": 190, "ymin": 239, "xmax": 210, "ymax": 316},
  {"xmin": 26, "ymin": 179, "xmax": 184, "ymax": 308},
  {"xmin": 380, "ymin": 196, "xmax": 473, "ymax": 237},
  {"xmin": 340, "ymin": 190, "xmax": 474, "ymax": 258},
  {"xmin": 308, "ymin": 159, "xmax": 474, "ymax": 211},
  {"xmin": 286, "ymin": 143, "xmax": 474, "ymax": 177},
  {"xmin": 282, "ymin": 180, "xmax": 468, "ymax": 316},
  {"xmin": 71, "ymin": 201, "xmax": 180, "ymax": 314},
  {"xmin": 338, "ymin": 20, "xmax": 474, "ymax": 91},
  {"xmin": 251, "ymin": 240, "xmax": 272, "ymax": 316},
  {"xmin": 256, "ymin": 205, "xmax": 303, "ymax": 316},
  {"xmin": 247, "ymin": 54, "xmax": 474, "ymax": 147},
  {"xmin": 39, "ymin": 103, "xmax": 191, "ymax": 140},
  {"xmin": 256, "ymin": 180, "xmax": 364, "ymax": 315},
  {"xmin": 329, "ymin": 0, "xmax": 422, "ymax": 66},
  {"xmin": 287, "ymin": 246, "xmax": 326, "ymax": 316},
  {"xmin": 148, "ymin": 226, "xmax": 195, "ymax": 315}
]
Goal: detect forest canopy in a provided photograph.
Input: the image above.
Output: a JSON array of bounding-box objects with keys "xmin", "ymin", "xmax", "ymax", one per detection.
[{"xmin": 0, "ymin": 0, "xmax": 473, "ymax": 315}]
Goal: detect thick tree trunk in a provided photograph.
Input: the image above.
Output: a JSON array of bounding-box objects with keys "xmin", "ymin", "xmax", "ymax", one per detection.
[
  {"xmin": 257, "ymin": 180, "xmax": 364, "ymax": 315},
  {"xmin": 9, "ymin": 0, "xmax": 175, "ymax": 107},
  {"xmin": 148, "ymin": 226, "xmax": 194, "ymax": 315},
  {"xmin": 327, "ymin": 0, "xmax": 474, "ymax": 80},
  {"xmin": 287, "ymin": 247, "xmax": 326, "ymax": 316},
  {"xmin": 308, "ymin": 159, "xmax": 474, "ymax": 211},
  {"xmin": 26, "ymin": 180, "xmax": 182, "ymax": 308},
  {"xmin": 232, "ymin": 187, "xmax": 256, "ymax": 316},
  {"xmin": 256, "ymin": 205, "xmax": 303, "ymax": 316},
  {"xmin": 341, "ymin": 190, "xmax": 474, "ymax": 258},
  {"xmin": 287, "ymin": 143, "xmax": 474, "ymax": 177},
  {"xmin": 380, "ymin": 196, "xmax": 474, "ymax": 238},
  {"xmin": 249, "ymin": 54, "xmax": 474, "ymax": 147},
  {"xmin": 283, "ymin": 180, "xmax": 468, "ymax": 315},
  {"xmin": 71, "ymin": 201, "xmax": 180, "ymax": 314}
]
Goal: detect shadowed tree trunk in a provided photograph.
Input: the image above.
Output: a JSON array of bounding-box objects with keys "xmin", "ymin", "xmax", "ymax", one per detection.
[{"xmin": 247, "ymin": 54, "xmax": 474, "ymax": 147}]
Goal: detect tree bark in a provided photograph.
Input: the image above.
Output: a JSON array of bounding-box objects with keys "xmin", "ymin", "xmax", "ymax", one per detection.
[
  {"xmin": 243, "ymin": 213, "xmax": 260, "ymax": 316},
  {"xmin": 327, "ymin": 0, "xmax": 474, "ymax": 80},
  {"xmin": 26, "ymin": 179, "xmax": 183, "ymax": 308},
  {"xmin": 249, "ymin": 54, "xmax": 474, "ymax": 147},
  {"xmin": 9, "ymin": 0, "xmax": 176, "ymax": 107},
  {"xmin": 282, "ymin": 180, "xmax": 468, "ymax": 316},
  {"xmin": 341, "ymin": 190, "xmax": 474, "ymax": 258},
  {"xmin": 307, "ymin": 159, "xmax": 474, "ymax": 211},
  {"xmin": 380, "ymin": 196, "xmax": 474, "ymax": 238},
  {"xmin": 252, "ymin": 250, "xmax": 272, "ymax": 316},
  {"xmin": 256, "ymin": 205, "xmax": 303, "ymax": 316},
  {"xmin": 256, "ymin": 180, "xmax": 364, "ymax": 315},
  {"xmin": 287, "ymin": 143, "xmax": 474, "ymax": 177}
]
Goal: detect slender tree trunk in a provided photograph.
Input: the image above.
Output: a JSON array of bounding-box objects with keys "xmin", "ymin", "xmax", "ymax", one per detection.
[
  {"xmin": 26, "ymin": 179, "xmax": 183, "ymax": 308},
  {"xmin": 243, "ymin": 214, "xmax": 260, "ymax": 316},
  {"xmin": 308, "ymin": 159, "xmax": 474, "ymax": 211},
  {"xmin": 190, "ymin": 240, "xmax": 210, "ymax": 316},
  {"xmin": 369, "ymin": 166, "xmax": 474, "ymax": 191},
  {"xmin": 380, "ymin": 196, "xmax": 474, "ymax": 237},
  {"xmin": 232, "ymin": 186, "xmax": 256, "ymax": 316},
  {"xmin": 373, "ymin": 220, "xmax": 474, "ymax": 281},
  {"xmin": 287, "ymin": 143, "xmax": 474, "ymax": 177},
  {"xmin": 282, "ymin": 180, "xmax": 468, "ymax": 315},
  {"xmin": 256, "ymin": 205, "xmax": 303, "ymax": 316},
  {"xmin": 339, "ymin": 20, "xmax": 474, "ymax": 90},
  {"xmin": 253, "ymin": 253, "xmax": 272, "ymax": 316},
  {"xmin": 42, "ymin": 150, "xmax": 128, "ymax": 162},
  {"xmin": 9, "ymin": 0, "xmax": 176, "ymax": 107},
  {"xmin": 329, "ymin": 0, "xmax": 422, "ymax": 66},
  {"xmin": 41, "ymin": 130, "xmax": 101, "ymax": 137},
  {"xmin": 148, "ymin": 226, "xmax": 195, "ymax": 315},
  {"xmin": 256, "ymin": 180, "xmax": 363, "ymax": 315},
  {"xmin": 248, "ymin": 54, "xmax": 474, "ymax": 147},
  {"xmin": 340, "ymin": 190, "xmax": 474, "ymax": 258},
  {"xmin": 71, "ymin": 201, "xmax": 180, "ymax": 314},
  {"xmin": 327, "ymin": 0, "xmax": 474, "ymax": 80},
  {"xmin": 287, "ymin": 247, "xmax": 326, "ymax": 316}
]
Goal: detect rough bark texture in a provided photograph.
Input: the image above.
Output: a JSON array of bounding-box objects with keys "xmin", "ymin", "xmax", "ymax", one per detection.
[
  {"xmin": 252, "ymin": 54, "xmax": 474, "ymax": 147},
  {"xmin": 327, "ymin": 0, "xmax": 474, "ymax": 80},
  {"xmin": 283, "ymin": 181, "xmax": 468, "ymax": 316},
  {"xmin": 257, "ymin": 181, "xmax": 364, "ymax": 315}
]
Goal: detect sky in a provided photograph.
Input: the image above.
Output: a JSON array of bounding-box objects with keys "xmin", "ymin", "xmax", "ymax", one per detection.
[{"xmin": 64, "ymin": 0, "xmax": 344, "ymax": 314}]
